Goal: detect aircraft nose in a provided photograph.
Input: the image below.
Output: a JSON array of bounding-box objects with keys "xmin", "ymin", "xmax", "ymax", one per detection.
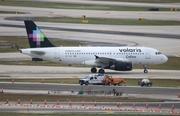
[{"xmin": 163, "ymin": 55, "xmax": 168, "ymax": 63}]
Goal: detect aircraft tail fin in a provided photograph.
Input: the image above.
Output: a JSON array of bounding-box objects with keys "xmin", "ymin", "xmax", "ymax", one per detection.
[{"xmin": 24, "ymin": 20, "xmax": 55, "ymax": 48}]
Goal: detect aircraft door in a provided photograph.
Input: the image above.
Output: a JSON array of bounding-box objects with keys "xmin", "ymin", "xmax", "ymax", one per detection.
[
  {"xmin": 109, "ymin": 51, "xmax": 112, "ymax": 57},
  {"xmin": 54, "ymin": 48, "xmax": 60, "ymax": 59},
  {"xmin": 145, "ymin": 49, "xmax": 151, "ymax": 59}
]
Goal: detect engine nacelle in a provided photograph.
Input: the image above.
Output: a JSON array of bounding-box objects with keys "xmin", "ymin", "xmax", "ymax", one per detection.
[{"xmin": 110, "ymin": 61, "xmax": 133, "ymax": 71}]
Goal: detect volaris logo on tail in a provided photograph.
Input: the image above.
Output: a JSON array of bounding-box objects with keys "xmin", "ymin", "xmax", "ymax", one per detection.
[{"xmin": 29, "ymin": 27, "xmax": 45, "ymax": 46}]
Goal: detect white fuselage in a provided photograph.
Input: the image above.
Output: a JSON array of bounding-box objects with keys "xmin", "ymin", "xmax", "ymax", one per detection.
[{"xmin": 21, "ymin": 46, "xmax": 168, "ymax": 67}]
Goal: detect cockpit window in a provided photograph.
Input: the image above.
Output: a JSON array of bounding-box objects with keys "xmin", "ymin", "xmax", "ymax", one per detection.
[{"xmin": 155, "ymin": 52, "xmax": 162, "ymax": 55}]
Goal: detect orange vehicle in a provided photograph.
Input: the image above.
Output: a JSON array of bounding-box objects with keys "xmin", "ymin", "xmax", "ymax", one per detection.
[{"xmin": 103, "ymin": 75, "xmax": 126, "ymax": 86}]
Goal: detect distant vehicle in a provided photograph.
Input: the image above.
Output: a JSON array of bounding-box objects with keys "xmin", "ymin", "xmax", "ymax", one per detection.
[
  {"xmin": 103, "ymin": 75, "xmax": 126, "ymax": 86},
  {"xmin": 138, "ymin": 78, "xmax": 152, "ymax": 87},
  {"xmin": 79, "ymin": 74, "xmax": 104, "ymax": 85}
]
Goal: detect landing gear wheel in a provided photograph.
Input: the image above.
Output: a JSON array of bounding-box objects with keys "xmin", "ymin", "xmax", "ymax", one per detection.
[
  {"xmin": 91, "ymin": 67, "xmax": 97, "ymax": 73},
  {"xmin": 143, "ymin": 65, "xmax": 148, "ymax": 73},
  {"xmin": 85, "ymin": 81, "xmax": 89, "ymax": 85},
  {"xmin": 79, "ymin": 82, "xmax": 83, "ymax": 85},
  {"xmin": 98, "ymin": 69, "xmax": 105, "ymax": 74},
  {"xmin": 144, "ymin": 70, "xmax": 148, "ymax": 73}
]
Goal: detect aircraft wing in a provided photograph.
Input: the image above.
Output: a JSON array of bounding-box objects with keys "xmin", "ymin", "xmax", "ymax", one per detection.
[{"xmin": 95, "ymin": 55, "xmax": 130, "ymax": 64}]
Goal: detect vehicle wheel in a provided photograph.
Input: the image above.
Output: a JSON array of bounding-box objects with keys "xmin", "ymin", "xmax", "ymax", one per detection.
[
  {"xmin": 118, "ymin": 82, "xmax": 122, "ymax": 86},
  {"xmin": 108, "ymin": 83, "xmax": 111, "ymax": 86},
  {"xmin": 91, "ymin": 67, "xmax": 97, "ymax": 73},
  {"xmin": 144, "ymin": 70, "xmax": 148, "ymax": 73},
  {"xmin": 79, "ymin": 82, "xmax": 83, "ymax": 85},
  {"xmin": 85, "ymin": 81, "xmax": 89, "ymax": 85},
  {"xmin": 98, "ymin": 69, "xmax": 105, "ymax": 74},
  {"xmin": 148, "ymin": 83, "xmax": 151, "ymax": 87}
]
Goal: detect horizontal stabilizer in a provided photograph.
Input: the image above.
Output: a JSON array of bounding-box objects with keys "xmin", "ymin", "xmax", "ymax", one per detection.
[{"xmin": 31, "ymin": 51, "xmax": 45, "ymax": 55}]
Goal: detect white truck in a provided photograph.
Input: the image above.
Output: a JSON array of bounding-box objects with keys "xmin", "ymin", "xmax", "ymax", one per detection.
[{"xmin": 79, "ymin": 74, "xmax": 104, "ymax": 85}]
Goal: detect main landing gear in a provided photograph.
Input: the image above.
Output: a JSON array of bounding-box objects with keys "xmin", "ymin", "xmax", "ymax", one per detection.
[
  {"xmin": 91, "ymin": 67, "xmax": 97, "ymax": 73},
  {"xmin": 143, "ymin": 65, "xmax": 148, "ymax": 73},
  {"xmin": 98, "ymin": 69, "xmax": 105, "ymax": 74},
  {"xmin": 91, "ymin": 67, "xmax": 105, "ymax": 74}
]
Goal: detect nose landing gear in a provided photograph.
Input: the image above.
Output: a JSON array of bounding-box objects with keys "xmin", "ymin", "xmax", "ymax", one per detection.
[{"xmin": 143, "ymin": 65, "xmax": 148, "ymax": 73}]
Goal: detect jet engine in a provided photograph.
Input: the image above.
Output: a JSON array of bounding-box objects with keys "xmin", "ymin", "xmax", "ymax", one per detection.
[{"xmin": 109, "ymin": 61, "xmax": 133, "ymax": 71}]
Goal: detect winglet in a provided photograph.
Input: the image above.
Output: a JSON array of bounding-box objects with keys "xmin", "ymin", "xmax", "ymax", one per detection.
[{"xmin": 95, "ymin": 55, "xmax": 99, "ymax": 59}]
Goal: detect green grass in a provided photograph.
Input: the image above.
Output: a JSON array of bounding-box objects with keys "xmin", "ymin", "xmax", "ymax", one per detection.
[
  {"xmin": 0, "ymin": 93, "xmax": 162, "ymax": 102},
  {"xmin": 0, "ymin": 78, "xmax": 79, "ymax": 84},
  {"xmin": 0, "ymin": 78, "xmax": 179, "ymax": 87},
  {"xmin": 0, "ymin": 114, "xmax": 174, "ymax": 116},
  {"xmin": 0, "ymin": 37, "xmax": 29, "ymax": 52},
  {"xmin": 0, "ymin": 11, "xmax": 24, "ymax": 14},
  {"xmin": 125, "ymin": 79, "xmax": 180, "ymax": 87},
  {"xmin": 0, "ymin": 0, "xmax": 176, "ymax": 11},
  {"xmin": 97, "ymin": 0, "xmax": 180, "ymax": 3},
  {"xmin": 0, "ymin": 60, "xmax": 69, "ymax": 66},
  {"xmin": 31, "ymin": 17, "xmax": 180, "ymax": 25},
  {"xmin": 0, "ymin": 36, "xmax": 87, "ymax": 52}
]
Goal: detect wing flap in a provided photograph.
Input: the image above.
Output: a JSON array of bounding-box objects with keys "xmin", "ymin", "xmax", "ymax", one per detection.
[
  {"xmin": 95, "ymin": 55, "xmax": 115, "ymax": 63},
  {"xmin": 95, "ymin": 55, "xmax": 130, "ymax": 64}
]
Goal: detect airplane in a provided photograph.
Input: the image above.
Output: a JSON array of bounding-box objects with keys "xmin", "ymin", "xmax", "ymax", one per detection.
[{"xmin": 20, "ymin": 20, "xmax": 168, "ymax": 74}]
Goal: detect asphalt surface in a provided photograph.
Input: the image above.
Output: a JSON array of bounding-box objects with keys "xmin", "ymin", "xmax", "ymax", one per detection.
[
  {"xmin": 0, "ymin": 82, "xmax": 179, "ymax": 96},
  {"xmin": 0, "ymin": 102, "xmax": 180, "ymax": 114},
  {"xmin": 0, "ymin": 82, "xmax": 180, "ymax": 101}
]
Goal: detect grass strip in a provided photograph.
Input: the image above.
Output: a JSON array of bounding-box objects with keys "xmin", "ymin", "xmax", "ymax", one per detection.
[
  {"xmin": 0, "ymin": 78, "xmax": 179, "ymax": 87},
  {"xmin": 0, "ymin": 93, "xmax": 162, "ymax": 102},
  {"xmin": 31, "ymin": 17, "xmax": 180, "ymax": 25},
  {"xmin": 0, "ymin": 114, "xmax": 174, "ymax": 116},
  {"xmin": 0, "ymin": 11, "xmax": 24, "ymax": 14},
  {"xmin": 96, "ymin": 0, "xmax": 180, "ymax": 3}
]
